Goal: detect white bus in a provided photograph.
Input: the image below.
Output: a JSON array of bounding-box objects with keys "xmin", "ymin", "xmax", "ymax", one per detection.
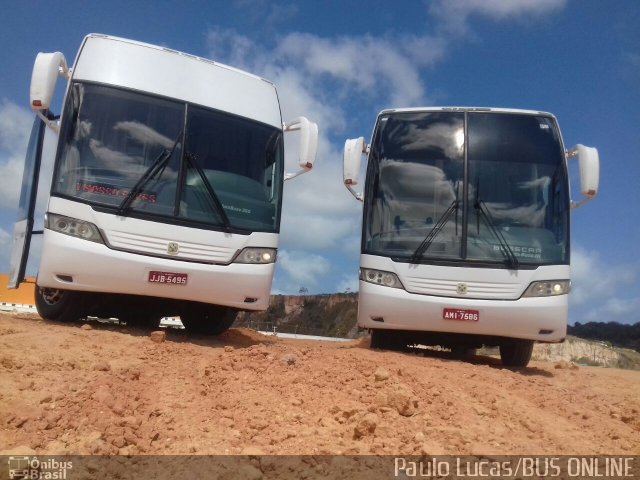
[
  {"xmin": 343, "ymin": 107, "xmax": 599, "ymax": 366},
  {"xmin": 8, "ymin": 34, "xmax": 318, "ymax": 334}
]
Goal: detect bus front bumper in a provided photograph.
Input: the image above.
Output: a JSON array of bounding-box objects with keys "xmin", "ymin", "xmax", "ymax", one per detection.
[
  {"xmin": 358, "ymin": 281, "xmax": 567, "ymax": 343},
  {"xmin": 36, "ymin": 230, "xmax": 274, "ymax": 310}
]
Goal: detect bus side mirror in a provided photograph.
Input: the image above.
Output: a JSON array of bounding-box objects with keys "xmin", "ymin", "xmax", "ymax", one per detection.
[
  {"xmin": 30, "ymin": 52, "xmax": 70, "ymax": 133},
  {"xmin": 567, "ymin": 144, "xmax": 599, "ymax": 208},
  {"xmin": 30, "ymin": 52, "xmax": 69, "ymax": 111},
  {"xmin": 283, "ymin": 117, "xmax": 318, "ymax": 180},
  {"xmin": 343, "ymin": 137, "xmax": 365, "ymax": 201}
]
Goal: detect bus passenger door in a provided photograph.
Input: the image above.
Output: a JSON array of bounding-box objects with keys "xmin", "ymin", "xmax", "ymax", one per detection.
[{"xmin": 7, "ymin": 113, "xmax": 49, "ymax": 289}]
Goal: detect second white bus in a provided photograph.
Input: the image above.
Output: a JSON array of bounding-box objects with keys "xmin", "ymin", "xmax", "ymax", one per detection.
[{"xmin": 343, "ymin": 107, "xmax": 599, "ymax": 366}]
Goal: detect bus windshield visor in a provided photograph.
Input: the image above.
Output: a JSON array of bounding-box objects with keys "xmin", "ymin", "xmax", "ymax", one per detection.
[
  {"xmin": 364, "ymin": 111, "xmax": 570, "ymax": 266},
  {"xmin": 53, "ymin": 83, "xmax": 284, "ymax": 232}
]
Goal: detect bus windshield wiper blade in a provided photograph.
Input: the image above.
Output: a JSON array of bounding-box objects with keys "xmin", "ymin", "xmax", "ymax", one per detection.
[
  {"xmin": 474, "ymin": 199, "xmax": 519, "ymax": 268},
  {"xmin": 185, "ymin": 153, "xmax": 232, "ymax": 232},
  {"xmin": 411, "ymin": 199, "xmax": 459, "ymax": 263},
  {"xmin": 117, "ymin": 132, "xmax": 182, "ymax": 214}
]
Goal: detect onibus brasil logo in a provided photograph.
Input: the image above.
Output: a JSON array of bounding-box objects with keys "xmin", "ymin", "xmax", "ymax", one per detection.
[{"xmin": 7, "ymin": 457, "xmax": 73, "ymax": 479}]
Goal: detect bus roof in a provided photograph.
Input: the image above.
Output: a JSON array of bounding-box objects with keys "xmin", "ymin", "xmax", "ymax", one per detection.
[
  {"xmin": 378, "ymin": 107, "xmax": 555, "ymax": 118},
  {"xmin": 83, "ymin": 34, "xmax": 272, "ymax": 85},
  {"xmin": 71, "ymin": 34, "xmax": 282, "ymax": 128}
]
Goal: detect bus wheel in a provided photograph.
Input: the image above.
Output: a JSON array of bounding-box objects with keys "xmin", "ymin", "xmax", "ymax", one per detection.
[
  {"xmin": 180, "ymin": 307, "xmax": 238, "ymax": 335},
  {"xmin": 35, "ymin": 286, "xmax": 84, "ymax": 322},
  {"xmin": 499, "ymin": 340, "xmax": 534, "ymax": 367},
  {"xmin": 370, "ymin": 329, "xmax": 406, "ymax": 351}
]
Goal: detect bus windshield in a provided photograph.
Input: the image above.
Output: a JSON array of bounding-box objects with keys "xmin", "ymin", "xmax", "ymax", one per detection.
[
  {"xmin": 53, "ymin": 82, "xmax": 284, "ymax": 232},
  {"xmin": 364, "ymin": 111, "xmax": 570, "ymax": 266}
]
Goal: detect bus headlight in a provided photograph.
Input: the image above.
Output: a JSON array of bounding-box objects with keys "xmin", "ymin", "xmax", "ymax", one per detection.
[
  {"xmin": 522, "ymin": 280, "xmax": 570, "ymax": 297},
  {"xmin": 233, "ymin": 248, "xmax": 277, "ymax": 264},
  {"xmin": 360, "ymin": 268, "xmax": 404, "ymax": 289},
  {"xmin": 45, "ymin": 213, "xmax": 104, "ymax": 244}
]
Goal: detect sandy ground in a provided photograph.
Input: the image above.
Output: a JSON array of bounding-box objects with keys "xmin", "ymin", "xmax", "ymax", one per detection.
[{"xmin": 0, "ymin": 312, "xmax": 639, "ymax": 461}]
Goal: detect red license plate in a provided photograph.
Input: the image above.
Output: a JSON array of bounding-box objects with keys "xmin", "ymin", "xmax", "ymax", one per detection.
[
  {"xmin": 443, "ymin": 308, "xmax": 479, "ymax": 322},
  {"xmin": 148, "ymin": 271, "xmax": 188, "ymax": 285}
]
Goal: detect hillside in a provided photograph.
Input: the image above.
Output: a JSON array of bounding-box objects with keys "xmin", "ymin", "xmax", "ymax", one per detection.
[
  {"xmin": 527, "ymin": 337, "xmax": 640, "ymax": 370},
  {"xmin": 568, "ymin": 321, "xmax": 640, "ymax": 352},
  {"xmin": 235, "ymin": 293, "xmax": 359, "ymax": 338}
]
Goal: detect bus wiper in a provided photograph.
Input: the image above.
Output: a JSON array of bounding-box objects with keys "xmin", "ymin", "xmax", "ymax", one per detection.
[
  {"xmin": 117, "ymin": 132, "xmax": 182, "ymax": 214},
  {"xmin": 185, "ymin": 152, "xmax": 232, "ymax": 232},
  {"xmin": 411, "ymin": 197, "xmax": 459, "ymax": 263},
  {"xmin": 474, "ymin": 197, "xmax": 519, "ymax": 268}
]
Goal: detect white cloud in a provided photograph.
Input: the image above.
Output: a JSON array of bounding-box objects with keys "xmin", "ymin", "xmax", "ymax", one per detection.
[
  {"xmin": 277, "ymin": 249, "xmax": 331, "ymax": 289},
  {"xmin": 282, "ymin": 160, "xmax": 355, "ymax": 216},
  {"xmin": 276, "ymin": 33, "xmax": 428, "ymax": 107},
  {"xmin": 336, "ymin": 273, "xmax": 358, "ymax": 294},
  {"xmin": 430, "ymin": 0, "xmax": 568, "ymax": 35},
  {"xmin": 280, "ymin": 214, "xmax": 355, "ymax": 251},
  {"xmin": 277, "ymin": 125, "xmax": 364, "ymax": 265},
  {"xmin": 0, "ymin": 101, "xmax": 55, "ymax": 215},
  {"xmin": 570, "ymin": 246, "xmax": 636, "ymax": 305},
  {"xmin": 0, "ymin": 226, "xmax": 10, "ymax": 261},
  {"xmin": 275, "ymin": 67, "xmax": 347, "ymax": 136},
  {"xmin": 581, "ymin": 297, "xmax": 640, "ymax": 324},
  {"xmin": 570, "ymin": 245, "xmax": 639, "ymax": 324},
  {"xmin": 0, "ymin": 158, "xmax": 24, "ymax": 210},
  {"xmin": 232, "ymin": 0, "xmax": 299, "ymax": 31},
  {"xmin": 207, "ymin": 27, "xmax": 440, "ymax": 122},
  {"xmin": 0, "ymin": 100, "xmax": 34, "ymax": 210},
  {"xmin": 0, "ymin": 100, "xmax": 33, "ymax": 152},
  {"xmin": 206, "ymin": 28, "xmax": 256, "ymax": 71}
]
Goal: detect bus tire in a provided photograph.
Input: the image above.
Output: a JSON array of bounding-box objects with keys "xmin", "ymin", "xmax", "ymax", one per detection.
[
  {"xmin": 180, "ymin": 306, "xmax": 238, "ymax": 335},
  {"xmin": 35, "ymin": 286, "xmax": 84, "ymax": 322},
  {"xmin": 499, "ymin": 340, "xmax": 534, "ymax": 367}
]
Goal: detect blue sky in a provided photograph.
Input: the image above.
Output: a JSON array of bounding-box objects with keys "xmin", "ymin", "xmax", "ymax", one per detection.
[{"xmin": 0, "ymin": 0, "xmax": 638, "ymax": 325}]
